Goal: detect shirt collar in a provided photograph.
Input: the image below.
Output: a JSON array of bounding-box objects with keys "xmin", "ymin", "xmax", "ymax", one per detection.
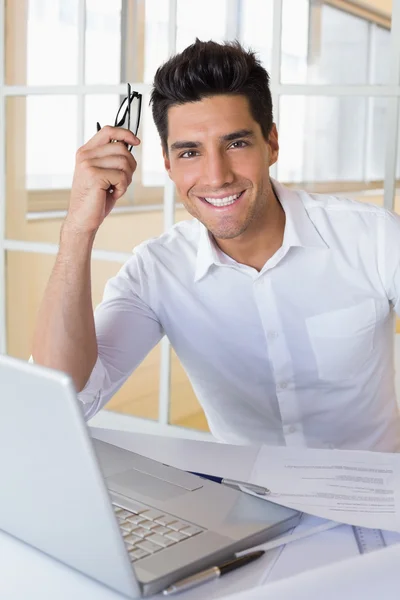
[{"xmin": 194, "ymin": 178, "xmax": 328, "ymax": 282}]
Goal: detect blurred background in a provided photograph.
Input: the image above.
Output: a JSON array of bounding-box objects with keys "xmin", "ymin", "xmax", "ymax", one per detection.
[{"xmin": 0, "ymin": 0, "xmax": 399, "ymax": 439}]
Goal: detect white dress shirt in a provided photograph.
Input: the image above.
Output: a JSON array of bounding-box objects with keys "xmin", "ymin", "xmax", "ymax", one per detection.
[{"xmin": 79, "ymin": 179, "xmax": 400, "ymax": 452}]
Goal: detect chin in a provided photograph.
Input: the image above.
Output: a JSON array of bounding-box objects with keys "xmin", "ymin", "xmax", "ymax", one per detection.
[{"xmin": 208, "ymin": 225, "xmax": 247, "ymax": 240}]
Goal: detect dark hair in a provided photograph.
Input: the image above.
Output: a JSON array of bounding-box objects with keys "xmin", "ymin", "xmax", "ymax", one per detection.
[{"xmin": 150, "ymin": 39, "xmax": 273, "ymax": 153}]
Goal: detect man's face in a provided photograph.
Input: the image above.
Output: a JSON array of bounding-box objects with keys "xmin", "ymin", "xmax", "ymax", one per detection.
[{"xmin": 163, "ymin": 94, "xmax": 279, "ymax": 241}]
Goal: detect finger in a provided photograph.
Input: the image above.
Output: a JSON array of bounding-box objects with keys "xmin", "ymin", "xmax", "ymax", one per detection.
[
  {"xmin": 87, "ymin": 155, "xmax": 137, "ymax": 182},
  {"xmin": 94, "ymin": 168, "xmax": 130, "ymax": 197},
  {"xmin": 79, "ymin": 141, "xmax": 137, "ymax": 172},
  {"xmin": 84, "ymin": 125, "xmax": 140, "ymax": 151}
]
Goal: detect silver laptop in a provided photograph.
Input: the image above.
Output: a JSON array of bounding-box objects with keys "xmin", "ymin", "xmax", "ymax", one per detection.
[{"xmin": 0, "ymin": 355, "xmax": 301, "ymax": 597}]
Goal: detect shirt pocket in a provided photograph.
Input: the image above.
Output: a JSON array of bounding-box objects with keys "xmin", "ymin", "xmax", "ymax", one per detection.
[{"xmin": 305, "ymin": 299, "xmax": 377, "ymax": 381}]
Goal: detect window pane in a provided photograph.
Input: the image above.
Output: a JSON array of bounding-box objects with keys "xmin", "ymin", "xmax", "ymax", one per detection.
[
  {"xmin": 277, "ymin": 96, "xmax": 388, "ymax": 184},
  {"xmin": 368, "ymin": 98, "xmax": 388, "ymax": 181},
  {"xmin": 84, "ymin": 94, "xmax": 120, "ymax": 143},
  {"xmin": 281, "ymin": 0, "xmax": 309, "ymax": 84},
  {"xmin": 144, "ymin": 0, "xmax": 170, "ymax": 84},
  {"xmin": 239, "ymin": 0, "xmax": 274, "ymax": 72},
  {"xmin": 5, "ymin": 251, "xmax": 160, "ymax": 422},
  {"xmin": 371, "ymin": 25, "xmax": 391, "ymax": 85},
  {"xmin": 85, "ymin": 0, "xmax": 122, "ymax": 84},
  {"xmin": 26, "ymin": 95, "xmax": 77, "ymax": 189},
  {"xmin": 25, "ymin": 0, "xmax": 79, "ymax": 85},
  {"xmin": 169, "ymin": 349, "xmax": 209, "ymax": 431},
  {"xmin": 176, "ymin": 0, "xmax": 228, "ymax": 52},
  {"xmin": 84, "ymin": 1, "xmax": 170, "ymax": 86},
  {"xmin": 281, "ymin": 1, "xmax": 389, "ymax": 85}
]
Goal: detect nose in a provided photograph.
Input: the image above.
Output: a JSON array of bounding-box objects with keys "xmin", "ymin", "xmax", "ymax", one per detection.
[{"xmin": 203, "ymin": 149, "xmax": 234, "ymax": 190}]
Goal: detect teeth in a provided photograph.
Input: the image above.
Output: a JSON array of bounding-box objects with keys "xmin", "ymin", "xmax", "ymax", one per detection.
[{"xmin": 204, "ymin": 192, "xmax": 241, "ymax": 206}]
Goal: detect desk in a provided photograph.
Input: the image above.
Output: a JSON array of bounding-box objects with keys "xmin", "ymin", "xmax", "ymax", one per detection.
[{"xmin": 1, "ymin": 426, "xmax": 399, "ymax": 600}]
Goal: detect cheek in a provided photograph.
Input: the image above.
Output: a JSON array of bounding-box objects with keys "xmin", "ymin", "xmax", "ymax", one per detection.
[
  {"xmin": 171, "ymin": 164, "xmax": 199, "ymax": 196},
  {"xmin": 230, "ymin": 152, "xmax": 265, "ymax": 181}
]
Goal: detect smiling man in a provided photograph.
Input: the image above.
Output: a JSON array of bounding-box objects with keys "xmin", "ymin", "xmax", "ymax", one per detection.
[{"xmin": 33, "ymin": 40, "xmax": 400, "ymax": 452}]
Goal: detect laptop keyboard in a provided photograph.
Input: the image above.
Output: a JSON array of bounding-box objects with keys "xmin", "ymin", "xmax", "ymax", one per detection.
[{"xmin": 113, "ymin": 502, "xmax": 204, "ymax": 563}]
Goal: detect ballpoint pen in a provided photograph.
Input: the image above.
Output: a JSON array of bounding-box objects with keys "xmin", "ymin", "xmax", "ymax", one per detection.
[
  {"xmin": 189, "ymin": 471, "xmax": 270, "ymax": 495},
  {"xmin": 162, "ymin": 550, "xmax": 265, "ymax": 596}
]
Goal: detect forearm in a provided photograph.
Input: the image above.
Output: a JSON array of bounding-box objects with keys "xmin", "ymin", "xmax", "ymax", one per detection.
[{"xmin": 32, "ymin": 223, "xmax": 98, "ymax": 392}]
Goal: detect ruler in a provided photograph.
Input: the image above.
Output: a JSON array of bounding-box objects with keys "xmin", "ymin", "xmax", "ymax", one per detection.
[{"xmin": 352, "ymin": 526, "xmax": 386, "ymax": 554}]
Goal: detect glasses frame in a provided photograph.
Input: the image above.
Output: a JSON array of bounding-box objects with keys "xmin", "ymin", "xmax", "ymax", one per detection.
[{"xmin": 96, "ymin": 83, "xmax": 142, "ymax": 152}]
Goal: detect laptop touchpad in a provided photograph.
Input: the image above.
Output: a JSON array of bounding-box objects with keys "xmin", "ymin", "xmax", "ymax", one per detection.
[{"xmin": 106, "ymin": 469, "xmax": 190, "ymax": 501}]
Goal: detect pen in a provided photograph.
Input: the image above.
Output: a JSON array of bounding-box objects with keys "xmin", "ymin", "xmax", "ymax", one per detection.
[
  {"xmin": 162, "ymin": 550, "xmax": 265, "ymax": 596},
  {"xmin": 189, "ymin": 471, "xmax": 270, "ymax": 495}
]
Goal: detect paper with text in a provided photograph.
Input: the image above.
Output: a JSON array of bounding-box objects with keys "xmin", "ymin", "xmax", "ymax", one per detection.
[{"xmin": 249, "ymin": 446, "xmax": 400, "ymax": 531}]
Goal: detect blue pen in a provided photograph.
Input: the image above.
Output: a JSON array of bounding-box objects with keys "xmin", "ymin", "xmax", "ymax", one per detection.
[{"xmin": 189, "ymin": 471, "xmax": 270, "ymax": 496}]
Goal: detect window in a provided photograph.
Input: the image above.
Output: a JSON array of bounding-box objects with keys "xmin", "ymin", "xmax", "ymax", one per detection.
[{"xmin": 6, "ymin": 0, "xmax": 396, "ymax": 207}]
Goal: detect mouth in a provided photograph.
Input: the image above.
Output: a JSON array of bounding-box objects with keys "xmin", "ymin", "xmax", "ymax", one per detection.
[{"xmin": 197, "ymin": 190, "xmax": 246, "ymax": 210}]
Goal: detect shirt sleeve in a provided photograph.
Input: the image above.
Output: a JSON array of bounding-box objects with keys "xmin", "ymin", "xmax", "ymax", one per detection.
[
  {"xmin": 378, "ymin": 210, "xmax": 400, "ymax": 315},
  {"xmin": 78, "ymin": 249, "xmax": 164, "ymax": 419}
]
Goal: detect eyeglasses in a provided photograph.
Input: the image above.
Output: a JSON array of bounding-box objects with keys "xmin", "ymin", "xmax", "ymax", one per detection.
[{"xmin": 96, "ymin": 83, "xmax": 142, "ymax": 152}]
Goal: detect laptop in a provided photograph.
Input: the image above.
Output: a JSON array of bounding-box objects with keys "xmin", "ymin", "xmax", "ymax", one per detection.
[{"xmin": 0, "ymin": 355, "xmax": 301, "ymax": 597}]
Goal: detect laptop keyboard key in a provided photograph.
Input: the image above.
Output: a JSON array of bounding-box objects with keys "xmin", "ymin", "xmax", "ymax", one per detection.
[
  {"xmin": 114, "ymin": 509, "xmax": 131, "ymax": 520},
  {"xmin": 124, "ymin": 533, "xmax": 142, "ymax": 545},
  {"xmin": 146, "ymin": 533, "xmax": 176, "ymax": 548},
  {"xmin": 131, "ymin": 526, "xmax": 152, "ymax": 538},
  {"xmin": 140, "ymin": 520, "xmax": 159, "ymax": 531},
  {"xmin": 126, "ymin": 515, "xmax": 147, "ymax": 526},
  {"xmin": 152, "ymin": 525, "xmax": 170, "ymax": 535},
  {"xmin": 141, "ymin": 509, "xmax": 165, "ymax": 521},
  {"xmin": 168, "ymin": 520, "xmax": 191, "ymax": 532},
  {"xmin": 165, "ymin": 530, "xmax": 187, "ymax": 542},
  {"xmin": 154, "ymin": 515, "xmax": 177, "ymax": 527},
  {"xmin": 129, "ymin": 548, "xmax": 149, "ymax": 562},
  {"xmin": 180, "ymin": 525, "xmax": 203, "ymax": 537},
  {"xmin": 135, "ymin": 539, "xmax": 162, "ymax": 554},
  {"xmin": 125, "ymin": 502, "xmax": 149, "ymax": 515}
]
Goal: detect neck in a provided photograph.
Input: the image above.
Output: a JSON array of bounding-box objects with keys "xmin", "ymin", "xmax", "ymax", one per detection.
[{"xmin": 214, "ymin": 190, "xmax": 285, "ymax": 271}]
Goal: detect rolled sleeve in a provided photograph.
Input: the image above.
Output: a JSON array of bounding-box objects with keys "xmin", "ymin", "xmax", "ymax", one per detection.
[
  {"xmin": 79, "ymin": 250, "xmax": 164, "ymax": 419},
  {"xmin": 76, "ymin": 355, "xmax": 107, "ymax": 420},
  {"xmin": 378, "ymin": 211, "xmax": 400, "ymax": 315}
]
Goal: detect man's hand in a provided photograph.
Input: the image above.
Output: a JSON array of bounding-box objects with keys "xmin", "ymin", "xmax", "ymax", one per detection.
[{"xmin": 66, "ymin": 126, "xmax": 140, "ymax": 234}]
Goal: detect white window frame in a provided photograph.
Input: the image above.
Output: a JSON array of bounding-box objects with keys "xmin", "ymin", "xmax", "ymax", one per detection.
[{"xmin": 1, "ymin": 0, "xmax": 400, "ymax": 437}]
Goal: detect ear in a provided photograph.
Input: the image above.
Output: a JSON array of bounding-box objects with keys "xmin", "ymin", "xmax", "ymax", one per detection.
[
  {"xmin": 163, "ymin": 147, "xmax": 172, "ymax": 179},
  {"xmin": 268, "ymin": 123, "xmax": 279, "ymax": 167}
]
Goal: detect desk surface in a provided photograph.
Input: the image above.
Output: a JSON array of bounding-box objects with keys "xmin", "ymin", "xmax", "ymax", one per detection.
[{"xmin": 1, "ymin": 426, "xmax": 399, "ymax": 600}]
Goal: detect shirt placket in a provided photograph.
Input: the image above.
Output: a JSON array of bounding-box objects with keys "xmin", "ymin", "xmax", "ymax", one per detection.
[{"xmin": 254, "ymin": 274, "xmax": 306, "ymax": 447}]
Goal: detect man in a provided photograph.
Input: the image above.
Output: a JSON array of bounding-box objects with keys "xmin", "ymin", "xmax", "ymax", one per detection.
[{"xmin": 33, "ymin": 40, "xmax": 400, "ymax": 452}]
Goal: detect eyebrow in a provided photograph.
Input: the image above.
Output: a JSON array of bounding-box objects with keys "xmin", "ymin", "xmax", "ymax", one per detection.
[{"xmin": 169, "ymin": 129, "xmax": 255, "ymax": 152}]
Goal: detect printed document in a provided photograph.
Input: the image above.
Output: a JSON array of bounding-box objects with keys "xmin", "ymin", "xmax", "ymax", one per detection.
[{"xmin": 249, "ymin": 446, "xmax": 400, "ymax": 531}]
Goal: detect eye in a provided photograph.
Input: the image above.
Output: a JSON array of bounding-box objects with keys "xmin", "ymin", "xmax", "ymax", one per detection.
[
  {"xmin": 179, "ymin": 150, "xmax": 199, "ymax": 159},
  {"xmin": 229, "ymin": 140, "xmax": 248, "ymax": 149}
]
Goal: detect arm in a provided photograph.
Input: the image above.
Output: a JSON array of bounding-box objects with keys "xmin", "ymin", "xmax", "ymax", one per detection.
[{"xmin": 32, "ymin": 126, "xmax": 140, "ymax": 392}]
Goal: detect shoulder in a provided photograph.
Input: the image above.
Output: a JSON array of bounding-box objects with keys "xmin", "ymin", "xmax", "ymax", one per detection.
[
  {"xmin": 134, "ymin": 218, "xmax": 201, "ymax": 259},
  {"xmin": 105, "ymin": 219, "xmax": 200, "ymax": 299},
  {"xmin": 299, "ymin": 189, "xmax": 399, "ymax": 232},
  {"xmin": 119, "ymin": 219, "xmax": 201, "ymax": 279}
]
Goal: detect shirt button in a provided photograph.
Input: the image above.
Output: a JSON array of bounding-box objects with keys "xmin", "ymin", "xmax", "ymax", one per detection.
[
  {"xmin": 279, "ymin": 381, "xmax": 288, "ymax": 389},
  {"xmin": 283, "ymin": 424, "xmax": 297, "ymax": 435},
  {"xmin": 267, "ymin": 331, "xmax": 279, "ymax": 340}
]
